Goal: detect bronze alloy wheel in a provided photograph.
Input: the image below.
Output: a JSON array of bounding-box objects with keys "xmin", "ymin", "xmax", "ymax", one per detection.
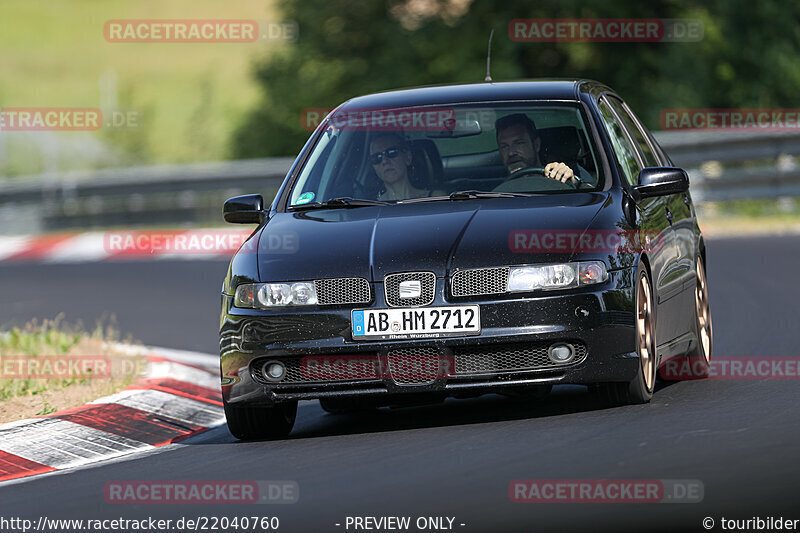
[
  {"xmin": 637, "ymin": 270, "xmax": 657, "ymax": 393},
  {"xmin": 592, "ymin": 263, "xmax": 657, "ymax": 405},
  {"xmin": 695, "ymin": 259, "xmax": 712, "ymax": 364}
]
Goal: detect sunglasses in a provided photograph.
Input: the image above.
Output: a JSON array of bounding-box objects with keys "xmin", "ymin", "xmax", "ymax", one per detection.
[{"xmin": 369, "ymin": 146, "xmax": 404, "ymax": 165}]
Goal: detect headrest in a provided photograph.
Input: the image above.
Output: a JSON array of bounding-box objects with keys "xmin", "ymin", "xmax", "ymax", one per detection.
[
  {"xmin": 407, "ymin": 138, "xmax": 443, "ymax": 188},
  {"xmin": 538, "ymin": 126, "xmax": 584, "ymax": 164}
]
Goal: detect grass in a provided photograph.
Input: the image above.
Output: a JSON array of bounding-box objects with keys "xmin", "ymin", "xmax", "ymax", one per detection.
[
  {"xmin": 697, "ymin": 198, "xmax": 800, "ymax": 237},
  {"xmin": 36, "ymin": 400, "xmax": 57, "ymax": 416},
  {"xmin": 0, "ymin": 315, "xmax": 146, "ymax": 422},
  {"xmin": 0, "ymin": 0, "xmax": 282, "ymax": 176},
  {"xmin": 699, "ymin": 213, "xmax": 800, "ymax": 237}
]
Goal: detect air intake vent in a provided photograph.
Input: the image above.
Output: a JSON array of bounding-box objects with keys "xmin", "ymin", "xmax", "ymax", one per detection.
[
  {"xmin": 454, "ymin": 342, "xmax": 587, "ymax": 374},
  {"xmin": 451, "ymin": 267, "xmax": 509, "ymax": 297},
  {"xmin": 314, "ymin": 277, "xmax": 372, "ymax": 305}
]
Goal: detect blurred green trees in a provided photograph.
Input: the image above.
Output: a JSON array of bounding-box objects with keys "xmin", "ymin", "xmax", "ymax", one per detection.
[{"xmin": 233, "ymin": 0, "xmax": 800, "ymax": 157}]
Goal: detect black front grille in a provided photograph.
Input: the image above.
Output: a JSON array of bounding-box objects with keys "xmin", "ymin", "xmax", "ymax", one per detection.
[
  {"xmin": 453, "ymin": 342, "xmax": 587, "ymax": 374},
  {"xmin": 451, "ymin": 267, "xmax": 509, "ymax": 297},
  {"xmin": 314, "ymin": 277, "xmax": 371, "ymax": 305},
  {"xmin": 387, "ymin": 346, "xmax": 443, "ymax": 385},
  {"xmin": 251, "ymin": 354, "xmax": 380, "ymax": 384},
  {"xmin": 384, "ymin": 272, "xmax": 436, "ymax": 307}
]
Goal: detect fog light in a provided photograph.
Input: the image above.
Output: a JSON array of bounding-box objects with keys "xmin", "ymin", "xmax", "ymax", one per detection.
[
  {"xmin": 262, "ymin": 361, "xmax": 286, "ymax": 382},
  {"xmin": 548, "ymin": 343, "xmax": 575, "ymax": 364}
]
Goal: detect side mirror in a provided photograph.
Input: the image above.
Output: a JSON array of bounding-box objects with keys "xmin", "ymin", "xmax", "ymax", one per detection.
[
  {"xmin": 632, "ymin": 167, "xmax": 689, "ymax": 200},
  {"xmin": 223, "ymin": 194, "xmax": 265, "ymax": 224}
]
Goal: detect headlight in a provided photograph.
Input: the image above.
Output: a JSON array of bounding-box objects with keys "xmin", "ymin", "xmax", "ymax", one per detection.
[
  {"xmin": 234, "ymin": 282, "xmax": 318, "ymax": 308},
  {"xmin": 507, "ymin": 261, "xmax": 607, "ymax": 292}
]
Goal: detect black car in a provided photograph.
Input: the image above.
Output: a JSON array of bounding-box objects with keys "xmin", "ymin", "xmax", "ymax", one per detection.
[{"xmin": 219, "ymin": 80, "xmax": 712, "ymax": 439}]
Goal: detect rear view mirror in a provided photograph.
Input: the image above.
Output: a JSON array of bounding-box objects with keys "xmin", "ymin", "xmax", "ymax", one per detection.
[
  {"xmin": 223, "ymin": 194, "xmax": 265, "ymax": 224},
  {"xmin": 426, "ymin": 118, "xmax": 482, "ymax": 138},
  {"xmin": 632, "ymin": 167, "xmax": 689, "ymax": 200}
]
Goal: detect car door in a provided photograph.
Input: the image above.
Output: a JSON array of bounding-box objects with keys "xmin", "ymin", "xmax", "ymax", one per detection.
[
  {"xmin": 636, "ymin": 108, "xmax": 697, "ymax": 291},
  {"xmin": 597, "ymin": 96, "xmax": 680, "ymax": 346},
  {"xmin": 607, "ymin": 97, "xmax": 696, "ymax": 343}
]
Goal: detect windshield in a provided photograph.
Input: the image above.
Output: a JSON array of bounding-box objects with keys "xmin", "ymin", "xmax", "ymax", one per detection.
[{"xmin": 288, "ymin": 103, "xmax": 603, "ymax": 207}]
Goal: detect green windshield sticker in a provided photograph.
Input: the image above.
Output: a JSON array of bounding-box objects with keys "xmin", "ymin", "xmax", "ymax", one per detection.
[{"xmin": 295, "ymin": 192, "xmax": 315, "ymax": 205}]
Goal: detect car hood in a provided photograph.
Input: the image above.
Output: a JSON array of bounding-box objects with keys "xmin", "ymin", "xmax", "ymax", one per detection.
[{"xmin": 256, "ymin": 193, "xmax": 611, "ymax": 282}]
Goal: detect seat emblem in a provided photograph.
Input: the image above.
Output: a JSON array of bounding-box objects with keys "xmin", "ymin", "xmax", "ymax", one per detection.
[{"xmin": 399, "ymin": 280, "xmax": 422, "ymax": 299}]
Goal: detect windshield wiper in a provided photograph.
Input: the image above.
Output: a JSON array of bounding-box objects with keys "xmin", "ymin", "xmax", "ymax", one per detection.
[
  {"xmin": 398, "ymin": 190, "xmax": 535, "ymax": 204},
  {"xmin": 449, "ymin": 190, "xmax": 536, "ymax": 200},
  {"xmin": 288, "ymin": 197, "xmax": 390, "ymax": 210}
]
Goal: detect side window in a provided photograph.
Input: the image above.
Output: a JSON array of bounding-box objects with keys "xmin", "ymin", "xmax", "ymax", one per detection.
[
  {"xmin": 598, "ymin": 100, "xmax": 642, "ymax": 186},
  {"xmin": 607, "ymin": 97, "xmax": 660, "ymax": 168}
]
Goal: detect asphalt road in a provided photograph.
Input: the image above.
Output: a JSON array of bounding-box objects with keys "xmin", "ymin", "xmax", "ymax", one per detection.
[{"xmin": 0, "ymin": 235, "xmax": 798, "ymax": 532}]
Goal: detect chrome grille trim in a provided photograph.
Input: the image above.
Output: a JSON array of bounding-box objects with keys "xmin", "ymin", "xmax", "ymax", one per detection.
[
  {"xmin": 453, "ymin": 342, "xmax": 587, "ymax": 374},
  {"xmin": 451, "ymin": 267, "xmax": 509, "ymax": 297},
  {"xmin": 314, "ymin": 277, "xmax": 371, "ymax": 305},
  {"xmin": 384, "ymin": 272, "xmax": 436, "ymax": 307}
]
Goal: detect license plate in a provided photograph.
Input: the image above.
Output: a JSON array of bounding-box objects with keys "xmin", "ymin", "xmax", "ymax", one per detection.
[{"xmin": 351, "ymin": 305, "xmax": 480, "ymax": 340}]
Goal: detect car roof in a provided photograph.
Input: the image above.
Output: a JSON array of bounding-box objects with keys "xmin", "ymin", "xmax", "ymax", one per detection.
[{"xmin": 338, "ymin": 80, "xmax": 607, "ymax": 110}]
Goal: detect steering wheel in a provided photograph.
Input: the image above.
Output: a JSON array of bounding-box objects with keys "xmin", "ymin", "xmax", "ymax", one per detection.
[
  {"xmin": 509, "ymin": 166, "xmax": 547, "ymax": 179},
  {"xmin": 496, "ymin": 166, "xmax": 575, "ymax": 191}
]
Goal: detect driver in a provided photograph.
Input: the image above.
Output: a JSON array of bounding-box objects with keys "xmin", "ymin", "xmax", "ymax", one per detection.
[{"xmin": 495, "ymin": 113, "xmax": 590, "ymax": 187}]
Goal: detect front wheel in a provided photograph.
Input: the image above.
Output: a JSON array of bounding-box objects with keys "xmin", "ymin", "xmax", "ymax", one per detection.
[
  {"xmin": 595, "ymin": 262, "xmax": 657, "ymax": 405},
  {"xmin": 224, "ymin": 401, "xmax": 297, "ymax": 440}
]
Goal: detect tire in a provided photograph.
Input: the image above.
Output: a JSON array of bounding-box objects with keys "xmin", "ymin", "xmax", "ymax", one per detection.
[
  {"xmin": 595, "ymin": 261, "xmax": 657, "ymax": 405},
  {"xmin": 685, "ymin": 257, "xmax": 712, "ymax": 377},
  {"xmin": 658, "ymin": 257, "xmax": 712, "ymax": 381},
  {"xmin": 224, "ymin": 400, "xmax": 297, "ymax": 440}
]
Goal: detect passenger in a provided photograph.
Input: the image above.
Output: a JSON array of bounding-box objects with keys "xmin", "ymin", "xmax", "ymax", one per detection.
[{"xmin": 369, "ymin": 133, "xmax": 444, "ymax": 201}]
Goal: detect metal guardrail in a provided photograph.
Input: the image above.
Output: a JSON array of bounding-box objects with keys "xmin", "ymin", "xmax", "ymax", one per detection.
[
  {"xmin": 656, "ymin": 130, "xmax": 800, "ymax": 166},
  {"xmin": 655, "ymin": 130, "xmax": 800, "ymax": 203},
  {"xmin": 0, "ymin": 158, "xmax": 294, "ymax": 233},
  {"xmin": 0, "ymin": 158, "xmax": 295, "ymax": 203},
  {"xmin": 1, "ymin": 132, "xmax": 800, "ymax": 234}
]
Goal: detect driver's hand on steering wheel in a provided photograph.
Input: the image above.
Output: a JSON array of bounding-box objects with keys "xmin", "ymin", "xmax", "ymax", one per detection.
[{"xmin": 544, "ymin": 162, "xmax": 577, "ymax": 185}]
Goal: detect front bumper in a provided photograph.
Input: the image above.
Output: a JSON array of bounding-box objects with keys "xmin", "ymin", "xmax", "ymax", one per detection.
[{"xmin": 220, "ymin": 268, "xmax": 638, "ymax": 406}]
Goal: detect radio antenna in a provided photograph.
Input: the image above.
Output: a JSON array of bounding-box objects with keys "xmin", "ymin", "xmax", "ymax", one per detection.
[{"xmin": 484, "ymin": 29, "xmax": 495, "ymax": 82}]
